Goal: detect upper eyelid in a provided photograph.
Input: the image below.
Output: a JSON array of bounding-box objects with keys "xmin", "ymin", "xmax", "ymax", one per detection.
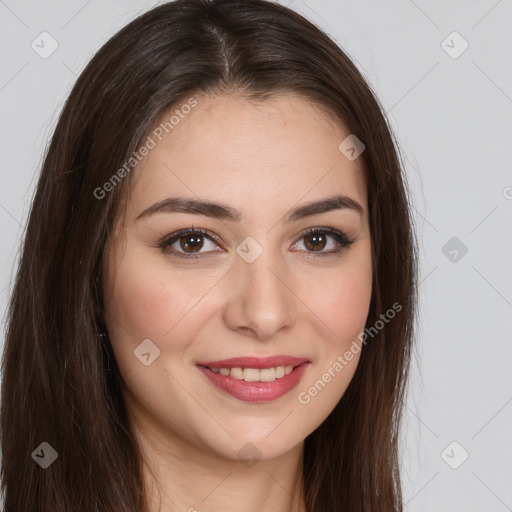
[{"xmin": 160, "ymin": 226, "xmax": 350, "ymax": 251}]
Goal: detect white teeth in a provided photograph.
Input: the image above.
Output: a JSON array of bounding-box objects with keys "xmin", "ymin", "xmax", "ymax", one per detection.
[
  {"xmin": 243, "ymin": 368, "xmax": 261, "ymax": 382},
  {"xmin": 259, "ymin": 368, "xmax": 276, "ymax": 382},
  {"xmin": 230, "ymin": 367, "xmax": 243, "ymax": 380},
  {"xmin": 209, "ymin": 365, "xmax": 298, "ymax": 382}
]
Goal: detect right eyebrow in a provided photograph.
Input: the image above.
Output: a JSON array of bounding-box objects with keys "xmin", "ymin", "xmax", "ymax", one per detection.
[{"xmin": 136, "ymin": 194, "xmax": 364, "ymax": 222}]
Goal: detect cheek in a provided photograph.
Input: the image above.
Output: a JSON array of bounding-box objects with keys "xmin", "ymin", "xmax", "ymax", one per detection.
[
  {"xmin": 304, "ymin": 273, "xmax": 370, "ymax": 379},
  {"xmin": 325, "ymin": 276, "xmax": 372, "ymax": 341},
  {"xmin": 106, "ymin": 246, "xmax": 210, "ymax": 340},
  {"xmin": 293, "ymin": 254, "xmax": 372, "ymax": 416},
  {"xmin": 301, "ymin": 252, "xmax": 373, "ymax": 347},
  {"xmin": 103, "ymin": 251, "xmax": 200, "ymax": 377},
  {"xmin": 107, "ymin": 270, "xmax": 172, "ymax": 340},
  {"xmin": 103, "ymin": 255, "xmax": 213, "ymax": 416},
  {"xmin": 294, "ymin": 290, "xmax": 369, "ymax": 435}
]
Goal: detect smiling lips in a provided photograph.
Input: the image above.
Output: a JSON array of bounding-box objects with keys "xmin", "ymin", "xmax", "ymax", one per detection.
[{"xmin": 196, "ymin": 356, "xmax": 310, "ymax": 403}]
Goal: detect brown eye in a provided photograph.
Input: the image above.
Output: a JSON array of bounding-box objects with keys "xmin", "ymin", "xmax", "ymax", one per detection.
[
  {"xmin": 293, "ymin": 227, "xmax": 354, "ymax": 256},
  {"xmin": 303, "ymin": 232, "xmax": 327, "ymax": 252},
  {"xmin": 178, "ymin": 233, "xmax": 204, "ymax": 253},
  {"xmin": 158, "ymin": 226, "xmax": 354, "ymax": 261},
  {"xmin": 158, "ymin": 228, "xmax": 221, "ymax": 260}
]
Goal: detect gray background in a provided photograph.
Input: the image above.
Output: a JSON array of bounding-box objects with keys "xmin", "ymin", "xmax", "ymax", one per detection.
[{"xmin": 1, "ymin": 0, "xmax": 511, "ymax": 510}]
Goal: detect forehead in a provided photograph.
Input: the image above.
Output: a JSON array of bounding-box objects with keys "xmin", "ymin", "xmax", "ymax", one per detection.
[{"xmin": 128, "ymin": 93, "xmax": 367, "ymax": 222}]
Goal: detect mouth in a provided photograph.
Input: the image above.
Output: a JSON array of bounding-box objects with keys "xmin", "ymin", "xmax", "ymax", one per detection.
[{"xmin": 196, "ymin": 356, "xmax": 310, "ymax": 403}]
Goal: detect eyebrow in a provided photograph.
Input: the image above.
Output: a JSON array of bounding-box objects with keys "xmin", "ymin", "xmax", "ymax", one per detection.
[{"xmin": 136, "ymin": 194, "xmax": 364, "ymax": 223}]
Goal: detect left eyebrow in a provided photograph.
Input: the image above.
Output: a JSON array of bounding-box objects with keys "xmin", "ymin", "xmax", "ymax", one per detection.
[{"xmin": 136, "ymin": 194, "xmax": 364, "ymax": 222}]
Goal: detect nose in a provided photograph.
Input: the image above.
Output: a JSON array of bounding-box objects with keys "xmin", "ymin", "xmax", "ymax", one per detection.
[{"xmin": 223, "ymin": 248, "xmax": 296, "ymax": 341}]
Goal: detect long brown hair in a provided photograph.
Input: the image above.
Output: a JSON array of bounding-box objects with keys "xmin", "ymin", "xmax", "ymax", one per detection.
[{"xmin": 0, "ymin": 1, "xmax": 418, "ymax": 510}]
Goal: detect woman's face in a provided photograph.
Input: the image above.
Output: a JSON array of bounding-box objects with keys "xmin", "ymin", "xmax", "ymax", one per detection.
[{"xmin": 103, "ymin": 93, "xmax": 372, "ymax": 462}]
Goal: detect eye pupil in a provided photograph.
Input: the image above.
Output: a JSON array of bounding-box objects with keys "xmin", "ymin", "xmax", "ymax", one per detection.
[
  {"xmin": 304, "ymin": 233, "xmax": 326, "ymax": 251},
  {"xmin": 181, "ymin": 234, "xmax": 203, "ymax": 252}
]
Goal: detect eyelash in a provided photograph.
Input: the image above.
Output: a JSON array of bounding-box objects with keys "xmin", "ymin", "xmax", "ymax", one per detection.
[{"xmin": 156, "ymin": 226, "xmax": 355, "ymax": 260}]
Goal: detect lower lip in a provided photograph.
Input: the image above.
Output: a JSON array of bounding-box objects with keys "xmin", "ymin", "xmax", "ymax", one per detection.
[{"xmin": 197, "ymin": 363, "xmax": 310, "ymax": 403}]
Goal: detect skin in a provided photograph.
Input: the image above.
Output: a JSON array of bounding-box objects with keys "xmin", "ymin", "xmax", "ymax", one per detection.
[{"xmin": 103, "ymin": 92, "xmax": 373, "ymax": 512}]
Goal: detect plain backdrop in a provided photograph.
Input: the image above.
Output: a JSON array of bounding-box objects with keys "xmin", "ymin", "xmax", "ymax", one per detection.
[{"xmin": 0, "ymin": 1, "xmax": 511, "ymax": 511}]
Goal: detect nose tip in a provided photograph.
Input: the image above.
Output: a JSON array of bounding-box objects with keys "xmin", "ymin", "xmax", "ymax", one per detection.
[{"xmin": 223, "ymin": 256, "xmax": 295, "ymax": 341}]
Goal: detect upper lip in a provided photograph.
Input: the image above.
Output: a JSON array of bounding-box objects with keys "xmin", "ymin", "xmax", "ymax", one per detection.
[{"xmin": 196, "ymin": 356, "xmax": 309, "ymax": 369}]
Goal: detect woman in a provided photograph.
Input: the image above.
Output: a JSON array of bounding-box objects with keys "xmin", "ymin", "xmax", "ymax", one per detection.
[{"xmin": 0, "ymin": 0, "xmax": 418, "ymax": 511}]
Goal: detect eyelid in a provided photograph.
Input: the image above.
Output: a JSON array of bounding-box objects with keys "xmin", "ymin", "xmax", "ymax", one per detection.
[{"xmin": 156, "ymin": 225, "xmax": 354, "ymax": 259}]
